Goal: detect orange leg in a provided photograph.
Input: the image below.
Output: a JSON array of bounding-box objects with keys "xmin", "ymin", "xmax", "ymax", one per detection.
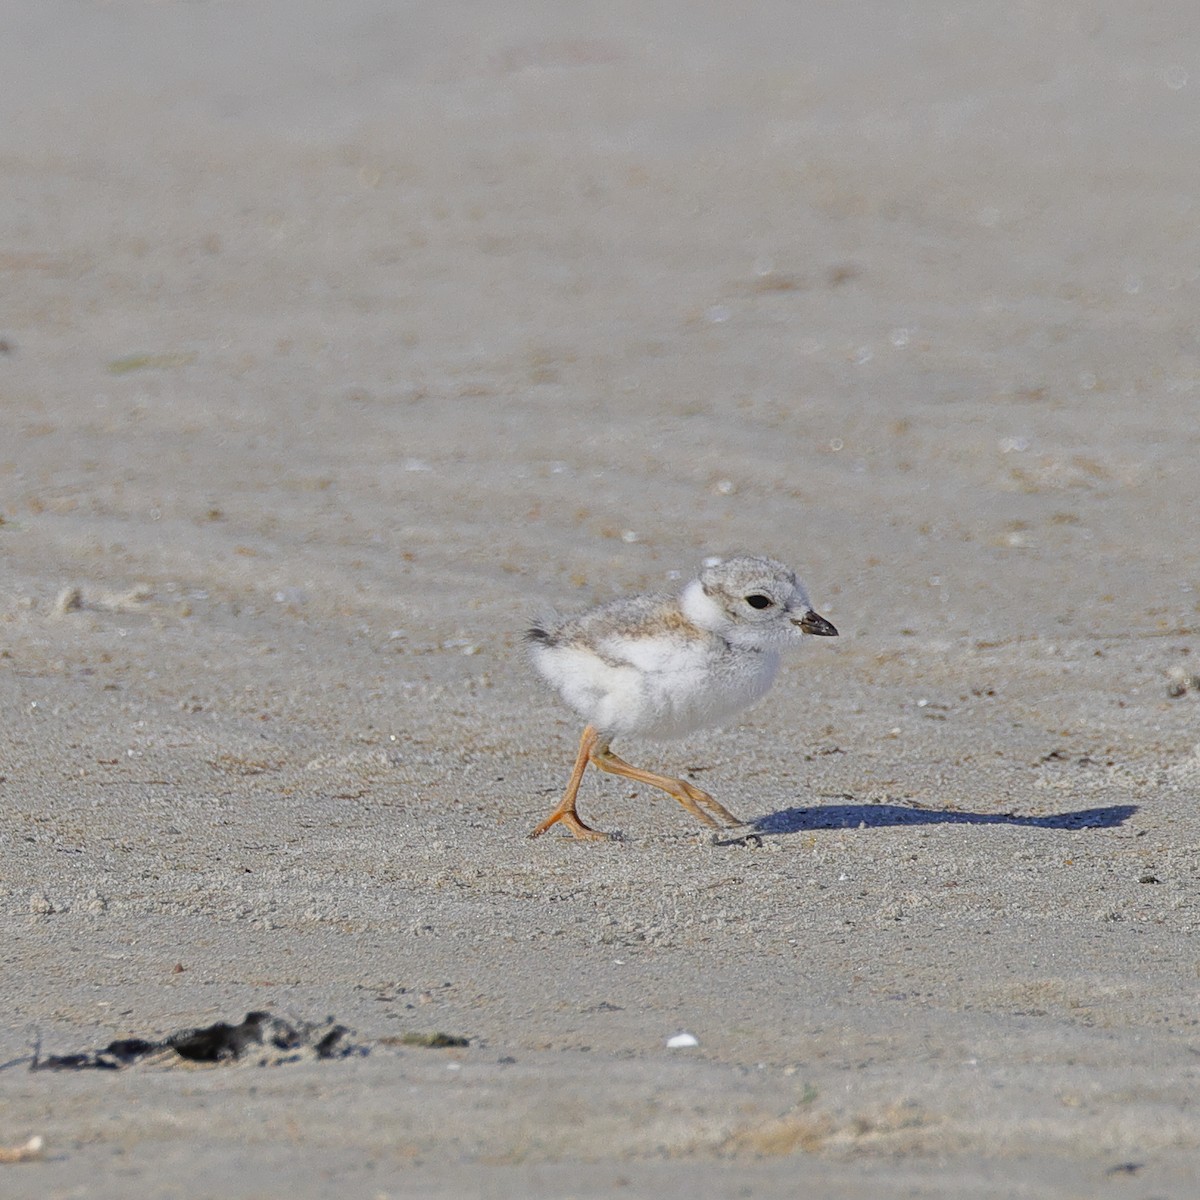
[
  {"xmin": 528, "ymin": 725, "xmax": 610, "ymax": 840},
  {"xmin": 590, "ymin": 743, "xmax": 745, "ymax": 831}
]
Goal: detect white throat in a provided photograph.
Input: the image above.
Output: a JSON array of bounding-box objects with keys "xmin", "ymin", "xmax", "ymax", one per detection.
[{"xmin": 679, "ymin": 578, "xmax": 727, "ymax": 633}]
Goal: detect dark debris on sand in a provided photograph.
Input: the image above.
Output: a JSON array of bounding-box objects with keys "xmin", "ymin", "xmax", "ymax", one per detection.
[{"xmin": 29, "ymin": 1011, "xmax": 367, "ymax": 1071}]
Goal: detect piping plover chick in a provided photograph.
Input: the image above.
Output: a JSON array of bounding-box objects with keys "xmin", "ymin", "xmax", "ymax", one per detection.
[{"xmin": 526, "ymin": 554, "xmax": 838, "ymax": 840}]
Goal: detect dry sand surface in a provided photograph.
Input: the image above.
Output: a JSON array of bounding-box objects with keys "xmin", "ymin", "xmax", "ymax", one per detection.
[{"xmin": 2, "ymin": 2, "xmax": 1200, "ymax": 1196}]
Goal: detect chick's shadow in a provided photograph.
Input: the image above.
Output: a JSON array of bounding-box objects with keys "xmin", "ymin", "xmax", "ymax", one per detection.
[{"xmin": 750, "ymin": 799, "xmax": 1139, "ymax": 835}]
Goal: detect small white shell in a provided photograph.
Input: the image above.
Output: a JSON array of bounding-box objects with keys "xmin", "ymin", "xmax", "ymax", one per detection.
[{"xmin": 665, "ymin": 1032, "xmax": 700, "ymax": 1049}]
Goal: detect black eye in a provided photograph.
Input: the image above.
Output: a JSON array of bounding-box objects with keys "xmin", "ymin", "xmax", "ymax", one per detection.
[{"xmin": 745, "ymin": 593, "xmax": 773, "ymax": 609}]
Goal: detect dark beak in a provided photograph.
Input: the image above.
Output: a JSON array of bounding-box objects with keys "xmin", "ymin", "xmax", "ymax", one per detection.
[{"xmin": 796, "ymin": 610, "xmax": 838, "ymax": 637}]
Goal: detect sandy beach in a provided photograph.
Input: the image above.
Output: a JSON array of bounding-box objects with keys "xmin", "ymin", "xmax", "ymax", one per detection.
[{"xmin": 2, "ymin": 2, "xmax": 1200, "ymax": 1195}]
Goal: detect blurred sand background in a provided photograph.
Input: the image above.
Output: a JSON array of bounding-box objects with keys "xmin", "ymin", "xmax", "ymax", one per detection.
[{"xmin": 2, "ymin": 1, "xmax": 1200, "ymax": 1195}]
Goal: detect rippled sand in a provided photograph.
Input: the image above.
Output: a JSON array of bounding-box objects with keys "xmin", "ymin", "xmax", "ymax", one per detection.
[{"xmin": 2, "ymin": 4, "xmax": 1199, "ymax": 1196}]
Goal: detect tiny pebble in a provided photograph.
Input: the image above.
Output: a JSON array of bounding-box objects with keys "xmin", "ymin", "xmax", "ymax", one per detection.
[
  {"xmin": 53, "ymin": 586, "xmax": 84, "ymax": 616},
  {"xmin": 1166, "ymin": 667, "xmax": 1200, "ymax": 698}
]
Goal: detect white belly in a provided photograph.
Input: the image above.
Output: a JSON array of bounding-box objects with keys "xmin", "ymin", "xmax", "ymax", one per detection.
[{"xmin": 534, "ymin": 635, "xmax": 781, "ymax": 741}]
